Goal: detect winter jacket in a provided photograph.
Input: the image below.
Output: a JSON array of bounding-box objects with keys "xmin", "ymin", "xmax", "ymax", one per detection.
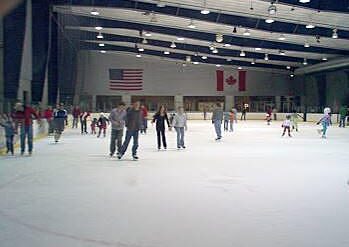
[
  {"xmin": 152, "ymin": 113, "xmax": 170, "ymax": 130},
  {"xmin": 212, "ymin": 108, "xmax": 223, "ymax": 121},
  {"xmin": 125, "ymin": 108, "xmax": 142, "ymax": 131},
  {"xmin": 109, "ymin": 108, "xmax": 126, "ymax": 130}
]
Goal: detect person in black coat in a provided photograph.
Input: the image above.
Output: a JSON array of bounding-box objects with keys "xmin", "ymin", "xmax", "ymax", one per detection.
[{"xmin": 152, "ymin": 105, "xmax": 170, "ymax": 150}]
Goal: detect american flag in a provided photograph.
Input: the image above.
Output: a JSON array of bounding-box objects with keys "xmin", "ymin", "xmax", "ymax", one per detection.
[{"xmin": 109, "ymin": 69, "xmax": 143, "ymax": 91}]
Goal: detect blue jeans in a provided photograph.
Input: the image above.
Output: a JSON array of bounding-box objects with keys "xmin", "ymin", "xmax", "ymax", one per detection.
[
  {"xmin": 120, "ymin": 130, "xmax": 139, "ymax": 156},
  {"xmin": 20, "ymin": 125, "xmax": 33, "ymax": 153},
  {"xmin": 229, "ymin": 120, "xmax": 234, "ymax": 132},
  {"xmin": 175, "ymin": 127, "xmax": 185, "ymax": 147},
  {"xmin": 322, "ymin": 122, "xmax": 328, "ymax": 136},
  {"xmin": 6, "ymin": 135, "xmax": 14, "ymax": 154},
  {"xmin": 214, "ymin": 120, "xmax": 222, "ymax": 138}
]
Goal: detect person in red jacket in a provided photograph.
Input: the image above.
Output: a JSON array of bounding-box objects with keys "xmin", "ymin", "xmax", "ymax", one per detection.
[
  {"xmin": 140, "ymin": 104, "xmax": 148, "ymax": 134},
  {"xmin": 12, "ymin": 102, "xmax": 41, "ymax": 155},
  {"xmin": 44, "ymin": 106, "xmax": 54, "ymax": 134},
  {"xmin": 72, "ymin": 106, "xmax": 81, "ymax": 128}
]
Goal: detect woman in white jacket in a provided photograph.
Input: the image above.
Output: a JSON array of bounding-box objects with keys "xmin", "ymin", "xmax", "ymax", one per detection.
[{"xmin": 172, "ymin": 106, "xmax": 188, "ymax": 149}]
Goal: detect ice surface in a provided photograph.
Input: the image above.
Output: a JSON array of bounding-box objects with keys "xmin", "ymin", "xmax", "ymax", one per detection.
[{"xmin": 1, "ymin": 120, "xmax": 349, "ymax": 247}]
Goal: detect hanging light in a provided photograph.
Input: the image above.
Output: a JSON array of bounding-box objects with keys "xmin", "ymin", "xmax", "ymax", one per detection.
[
  {"xmin": 290, "ymin": 74, "xmax": 295, "ymax": 78},
  {"xmin": 138, "ymin": 47, "xmax": 144, "ymax": 52},
  {"xmin": 278, "ymin": 34, "xmax": 286, "ymax": 41},
  {"xmin": 243, "ymin": 29, "xmax": 251, "ymax": 36},
  {"xmin": 303, "ymin": 58, "xmax": 308, "ymax": 65},
  {"xmin": 177, "ymin": 37, "xmax": 185, "ymax": 41},
  {"xmin": 136, "ymin": 54, "xmax": 142, "ymax": 58},
  {"xmin": 186, "ymin": 56, "xmax": 191, "ymax": 62},
  {"xmin": 95, "ymin": 26, "xmax": 103, "ymax": 31},
  {"xmin": 201, "ymin": 0, "xmax": 210, "ymax": 14},
  {"xmin": 332, "ymin": 29, "xmax": 338, "ymax": 39},
  {"xmin": 255, "ymin": 47, "xmax": 262, "ymax": 51},
  {"xmin": 240, "ymin": 50, "xmax": 246, "ymax": 57},
  {"xmin": 322, "ymin": 57, "xmax": 328, "ymax": 61},
  {"xmin": 265, "ymin": 18, "xmax": 275, "ymax": 24},
  {"xmin": 90, "ymin": 9, "xmax": 100, "ymax": 16},
  {"xmin": 170, "ymin": 42, "xmax": 176, "ymax": 48},
  {"xmin": 201, "ymin": 56, "xmax": 208, "ymax": 60},
  {"xmin": 187, "ymin": 19, "xmax": 196, "ymax": 29},
  {"xmin": 100, "ymin": 50, "xmax": 106, "ymax": 54},
  {"xmin": 279, "ymin": 50, "xmax": 286, "ymax": 55},
  {"xmin": 212, "ymin": 48, "xmax": 218, "ymax": 54},
  {"xmin": 142, "ymin": 38, "xmax": 148, "ymax": 44},
  {"xmin": 96, "ymin": 32, "xmax": 103, "ymax": 39},
  {"xmin": 304, "ymin": 42, "xmax": 310, "ymax": 48},
  {"xmin": 216, "ymin": 34, "xmax": 224, "ymax": 43},
  {"xmin": 286, "ymin": 65, "xmax": 291, "ymax": 69},
  {"xmin": 98, "ymin": 43, "xmax": 105, "ymax": 47},
  {"xmin": 224, "ymin": 43, "xmax": 231, "ymax": 47},
  {"xmin": 299, "ymin": 0, "xmax": 311, "ymax": 3},
  {"xmin": 156, "ymin": 0, "xmax": 166, "ymax": 7},
  {"xmin": 144, "ymin": 31, "xmax": 152, "ymax": 37},
  {"xmin": 238, "ymin": 66, "xmax": 242, "ymax": 70},
  {"xmin": 251, "ymin": 59, "xmax": 256, "ymax": 65},
  {"xmin": 226, "ymin": 58, "xmax": 232, "ymax": 62},
  {"xmin": 216, "ymin": 64, "xmax": 221, "ymax": 67},
  {"xmin": 264, "ymin": 54, "xmax": 269, "ymax": 60},
  {"xmin": 209, "ymin": 44, "xmax": 215, "ymax": 51},
  {"xmin": 268, "ymin": 3, "xmax": 277, "ymax": 15},
  {"xmin": 164, "ymin": 51, "xmax": 170, "ymax": 55},
  {"xmin": 193, "ymin": 61, "xmax": 199, "ymax": 65},
  {"xmin": 306, "ymin": 24, "xmax": 315, "ymax": 29}
]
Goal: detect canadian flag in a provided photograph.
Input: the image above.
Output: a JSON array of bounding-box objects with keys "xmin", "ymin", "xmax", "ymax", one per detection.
[{"xmin": 216, "ymin": 70, "xmax": 247, "ymax": 92}]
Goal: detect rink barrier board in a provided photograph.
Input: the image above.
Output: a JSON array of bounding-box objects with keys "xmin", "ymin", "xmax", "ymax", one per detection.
[{"xmin": 0, "ymin": 113, "xmax": 340, "ymax": 154}]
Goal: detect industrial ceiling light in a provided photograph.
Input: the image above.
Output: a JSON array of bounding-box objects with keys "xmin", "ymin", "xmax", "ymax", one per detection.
[
  {"xmin": 201, "ymin": 56, "xmax": 208, "ymax": 59},
  {"xmin": 193, "ymin": 61, "xmax": 199, "ymax": 65},
  {"xmin": 156, "ymin": 0, "xmax": 166, "ymax": 7},
  {"xmin": 240, "ymin": 50, "xmax": 246, "ymax": 57},
  {"xmin": 216, "ymin": 64, "xmax": 221, "ymax": 67},
  {"xmin": 265, "ymin": 17, "xmax": 275, "ymax": 24},
  {"xmin": 264, "ymin": 54, "xmax": 269, "ymax": 60},
  {"xmin": 306, "ymin": 23, "xmax": 315, "ymax": 29},
  {"xmin": 177, "ymin": 37, "xmax": 185, "ymax": 41},
  {"xmin": 209, "ymin": 43, "xmax": 215, "ymax": 51},
  {"xmin": 299, "ymin": 0, "xmax": 311, "ymax": 3},
  {"xmin": 332, "ymin": 29, "xmax": 338, "ymax": 39},
  {"xmin": 212, "ymin": 48, "xmax": 218, "ymax": 54},
  {"xmin": 138, "ymin": 47, "xmax": 144, "ymax": 52},
  {"xmin": 255, "ymin": 47, "xmax": 262, "ymax": 51},
  {"xmin": 186, "ymin": 56, "xmax": 191, "ymax": 62},
  {"xmin": 188, "ymin": 19, "xmax": 196, "ymax": 29},
  {"xmin": 90, "ymin": 9, "xmax": 100, "ymax": 16},
  {"xmin": 243, "ymin": 29, "xmax": 251, "ymax": 36},
  {"xmin": 303, "ymin": 58, "xmax": 308, "ymax": 65},
  {"xmin": 142, "ymin": 38, "xmax": 148, "ymax": 44},
  {"xmin": 224, "ymin": 43, "xmax": 231, "ymax": 47},
  {"xmin": 136, "ymin": 54, "xmax": 142, "ymax": 58},
  {"xmin": 216, "ymin": 33, "xmax": 224, "ymax": 43},
  {"xmin": 278, "ymin": 34, "xmax": 286, "ymax": 41},
  {"xmin": 95, "ymin": 26, "xmax": 103, "ymax": 31},
  {"xmin": 251, "ymin": 59, "xmax": 256, "ymax": 65},
  {"xmin": 279, "ymin": 50, "xmax": 286, "ymax": 55},
  {"xmin": 164, "ymin": 51, "xmax": 170, "ymax": 55},
  {"xmin": 96, "ymin": 32, "xmax": 103, "ymax": 39},
  {"xmin": 290, "ymin": 74, "xmax": 294, "ymax": 78},
  {"xmin": 201, "ymin": 0, "xmax": 210, "ymax": 14},
  {"xmin": 268, "ymin": 2, "xmax": 277, "ymax": 15},
  {"xmin": 98, "ymin": 43, "xmax": 105, "ymax": 47},
  {"xmin": 304, "ymin": 42, "xmax": 310, "ymax": 48},
  {"xmin": 226, "ymin": 58, "xmax": 232, "ymax": 62},
  {"xmin": 170, "ymin": 42, "xmax": 176, "ymax": 48},
  {"xmin": 238, "ymin": 66, "xmax": 242, "ymax": 70},
  {"xmin": 322, "ymin": 57, "xmax": 328, "ymax": 61},
  {"xmin": 144, "ymin": 31, "xmax": 152, "ymax": 37},
  {"xmin": 100, "ymin": 50, "xmax": 106, "ymax": 53},
  {"xmin": 286, "ymin": 65, "xmax": 291, "ymax": 69}
]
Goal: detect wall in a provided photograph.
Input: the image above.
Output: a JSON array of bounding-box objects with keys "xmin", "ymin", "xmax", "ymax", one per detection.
[{"xmin": 78, "ymin": 51, "xmax": 294, "ymax": 98}]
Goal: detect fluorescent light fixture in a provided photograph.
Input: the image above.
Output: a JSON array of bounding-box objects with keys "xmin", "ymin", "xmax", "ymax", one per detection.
[
  {"xmin": 136, "ymin": 54, "xmax": 142, "ymax": 58},
  {"xmin": 144, "ymin": 32, "xmax": 152, "ymax": 37},
  {"xmin": 98, "ymin": 43, "xmax": 105, "ymax": 47},
  {"xmin": 177, "ymin": 37, "xmax": 185, "ymax": 41},
  {"xmin": 306, "ymin": 24, "xmax": 315, "ymax": 29},
  {"xmin": 95, "ymin": 26, "xmax": 103, "ymax": 31},
  {"xmin": 164, "ymin": 51, "xmax": 170, "ymax": 55},
  {"xmin": 255, "ymin": 47, "xmax": 262, "ymax": 51},
  {"xmin": 265, "ymin": 18, "xmax": 274, "ymax": 24},
  {"xmin": 322, "ymin": 57, "xmax": 328, "ymax": 61},
  {"xmin": 299, "ymin": 0, "xmax": 311, "ymax": 3},
  {"xmin": 138, "ymin": 47, "xmax": 144, "ymax": 52},
  {"xmin": 90, "ymin": 9, "xmax": 100, "ymax": 16},
  {"xmin": 201, "ymin": 9, "xmax": 210, "ymax": 14},
  {"xmin": 201, "ymin": 56, "xmax": 208, "ymax": 59},
  {"xmin": 286, "ymin": 66, "xmax": 291, "ymax": 69},
  {"xmin": 96, "ymin": 32, "xmax": 103, "ymax": 39},
  {"xmin": 100, "ymin": 50, "xmax": 106, "ymax": 53},
  {"xmin": 193, "ymin": 61, "xmax": 199, "ymax": 65}
]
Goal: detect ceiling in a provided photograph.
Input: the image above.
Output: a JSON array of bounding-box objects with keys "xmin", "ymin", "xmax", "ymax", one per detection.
[{"xmin": 52, "ymin": 0, "xmax": 349, "ymax": 73}]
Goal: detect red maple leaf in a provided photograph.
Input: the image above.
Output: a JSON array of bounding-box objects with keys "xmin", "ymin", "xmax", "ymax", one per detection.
[{"xmin": 225, "ymin": 75, "xmax": 237, "ymax": 86}]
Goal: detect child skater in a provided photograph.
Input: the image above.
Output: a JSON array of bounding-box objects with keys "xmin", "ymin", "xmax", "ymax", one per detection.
[
  {"xmin": 152, "ymin": 105, "xmax": 170, "ymax": 150},
  {"xmin": 281, "ymin": 114, "xmax": 292, "ymax": 137},
  {"xmin": 291, "ymin": 110, "xmax": 301, "ymax": 132},
  {"xmin": 223, "ymin": 111, "xmax": 230, "ymax": 131},
  {"xmin": 317, "ymin": 107, "xmax": 331, "ymax": 139},
  {"xmin": 90, "ymin": 118, "xmax": 97, "ymax": 135},
  {"xmin": 0, "ymin": 114, "xmax": 16, "ymax": 155},
  {"xmin": 97, "ymin": 113, "xmax": 109, "ymax": 138},
  {"xmin": 172, "ymin": 106, "xmax": 188, "ymax": 149},
  {"xmin": 229, "ymin": 109, "xmax": 235, "ymax": 132}
]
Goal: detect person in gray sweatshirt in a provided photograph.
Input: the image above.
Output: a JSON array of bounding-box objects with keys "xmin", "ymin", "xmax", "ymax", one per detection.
[
  {"xmin": 172, "ymin": 106, "xmax": 188, "ymax": 149},
  {"xmin": 109, "ymin": 102, "xmax": 126, "ymax": 157},
  {"xmin": 212, "ymin": 103, "xmax": 223, "ymax": 140}
]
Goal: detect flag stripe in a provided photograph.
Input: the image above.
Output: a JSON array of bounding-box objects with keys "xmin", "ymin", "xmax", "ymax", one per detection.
[
  {"xmin": 110, "ymin": 84, "xmax": 143, "ymax": 88},
  {"xmin": 216, "ymin": 70, "xmax": 224, "ymax": 91},
  {"xmin": 238, "ymin": 71, "xmax": 246, "ymax": 92}
]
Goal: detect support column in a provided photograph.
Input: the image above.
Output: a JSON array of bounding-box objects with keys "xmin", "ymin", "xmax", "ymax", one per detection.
[
  {"xmin": 275, "ymin": 96, "xmax": 281, "ymax": 111},
  {"xmin": 225, "ymin": 95, "xmax": 234, "ymax": 111},
  {"xmin": 92, "ymin": 95, "xmax": 96, "ymax": 112},
  {"xmin": 174, "ymin": 95, "xmax": 183, "ymax": 109},
  {"xmin": 122, "ymin": 94, "xmax": 131, "ymax": 107}
]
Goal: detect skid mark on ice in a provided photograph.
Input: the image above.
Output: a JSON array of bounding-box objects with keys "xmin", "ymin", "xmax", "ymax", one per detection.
[{"xmin": 0, "ymin": 210, "xmax": 157, "ymax": 247}]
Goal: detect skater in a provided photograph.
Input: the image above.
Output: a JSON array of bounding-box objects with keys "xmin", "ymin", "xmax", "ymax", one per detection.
[
  {"xmin": 229, "ymin": 109, "xmax": 235, "ymax": 132},
  {"xmin": 43, "ymin": 106, "xmax": 54, "ymax": 135},
  {"xmin": 241, "ymin": 104, "xmax": 248, "ymax": 121},
  {"xmin": 172, "ymin": 106, "xmax": 187, "ymax": 149},
  {"xmin": 291, "ymin": 110, "xmax": 301, "ymax": 132},
  {"xmin": 140, "ymin": 104, "xmax": 148, "ymax": 134},
  {"xmin": 212, "ymin": 103, "xmax": 223, "ymax": 140},
  {"xmin": 0, "ymin": 114, "xmax": 16, "ymax": 155},
  {"xmin": 109, "ymin": 102, "xmax": 126, "ymax": 157},
  {"xmin": 281, "ymin": 115, "xmax": 292, "ymax": 137},
  {"xmin": 97, "ymin": 113, "xmax": 109, "ymax": 138},
  {"xmin": 80, "ymin": 111, "xmax": 90, "ymax": 134},
  {"xmin": 12, "ymin": 102, "xmax": 41, "ymax": 155},
  {"xmin": 266, "ymin": 108, "xmax": 272, "ymax": 125},
  {"xmin": 118, "ymin": 101, "xmax": 142, "ymax": 160},
  {"xmin": 339, "ymin": 105, "xmax": 347, "ymax": 128},
  {"xmin": 317, "ymin": 107, "xmax": 331, "ymax": 139},
  {"xmin": 53, "ymin": 103, "xmax": 67, "ymax": 143},
  {"xmin": 223, "ymin": 111, "xmax": 230, "ymax": 131},
  {"xmin": 90, "ymin": 118, "xmax": 98, "ymax": 135},
  {"xmin": 72, "ymin": 106, "xmax": 81, "ymax": 128},
  {"xmin": 272, "ymin": 107, "xmax": 278, "ymax": 121},
  {"xmin": 232, "ymin": 107, "xmax": 238, "ymax": 123},
  {"xmin": 152, "ymin": 105, "xmax": 171, "ymax": 150},
  {"xmin": 203, "ymin": 106, "xmax": 207, "ymax": 120}
]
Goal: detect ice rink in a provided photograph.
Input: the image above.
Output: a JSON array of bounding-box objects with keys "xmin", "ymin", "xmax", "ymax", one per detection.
[{"xmin": 1, "ymin": 120, "xmax": 349, "ymax": 247}]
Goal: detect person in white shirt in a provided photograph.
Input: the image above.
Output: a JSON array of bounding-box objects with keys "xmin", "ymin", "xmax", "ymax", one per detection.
[
  {"xmin": 282, "ymin": 114, "xmax": 292, "ymax": 137},
  {"xmin": 172, "ymin": 106, "xmax": 188, "ymax": 149}
]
